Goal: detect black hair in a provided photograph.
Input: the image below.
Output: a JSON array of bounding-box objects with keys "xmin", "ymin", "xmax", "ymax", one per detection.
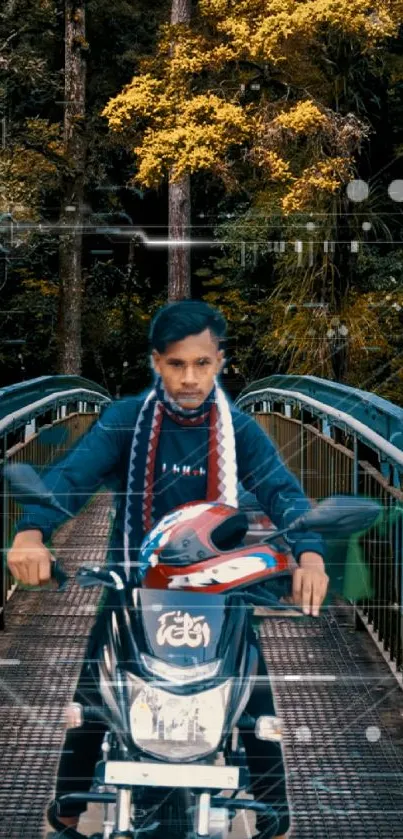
[{"xmin": 149, "ymin": 300, "xmax": 227, "ymax": 353}]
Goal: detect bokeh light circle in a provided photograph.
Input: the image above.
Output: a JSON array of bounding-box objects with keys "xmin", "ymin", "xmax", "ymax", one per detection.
[
  {"xmin": 295, "ymin": 725, "xmax": 312, "ymax": 743},
  {"xmin": 366, "ymin": 725, "xmax": 381, "ymax": 742},
  {"xmin": 388, "ymin": 180, "xmax": 403, "ymax": 202},
  {"xmin": 346, "ymin": 180, "xmax": 369, "ymax": 202}
]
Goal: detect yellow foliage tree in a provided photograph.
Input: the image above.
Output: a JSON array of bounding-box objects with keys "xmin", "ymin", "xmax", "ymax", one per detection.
[
  {"xmin": 102, "ymin": 0, "xmax": 402, "ymax": 208},
  {"xmin": 102, "ymin": 0, "xmax": 403, "ymax": 386}
]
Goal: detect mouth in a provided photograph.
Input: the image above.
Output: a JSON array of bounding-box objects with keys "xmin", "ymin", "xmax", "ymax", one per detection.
[{"xmin": 177, "ymin": 393, "xmax": 203, "ymax": 401}]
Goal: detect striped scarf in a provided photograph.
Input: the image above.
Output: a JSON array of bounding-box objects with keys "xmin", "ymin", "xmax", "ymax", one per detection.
[{"xmin": 123, "ymin": 377, "xmax": 238, "ymax": 579}]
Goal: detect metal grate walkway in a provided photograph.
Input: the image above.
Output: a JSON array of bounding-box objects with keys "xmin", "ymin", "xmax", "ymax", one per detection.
[
  {"xmin": 1, "ymin": 494, "xmax": 403, "ymax": 838},
  {"xmin": 0, "ymin": 496, "xmax": 109, "ymax": 839}
]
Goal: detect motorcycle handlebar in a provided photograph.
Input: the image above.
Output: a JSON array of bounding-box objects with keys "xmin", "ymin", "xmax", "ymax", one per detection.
[
  {"xmin": 49, "ymin": 558, "xmax": 298, "ymax": 609},
  {"xmin": 82, "ymin": 705, "xmax": 106, "ymax": 723},
  {"xmin": 50, "ymin": 558, "xmax": 69, "ymax": 591}
]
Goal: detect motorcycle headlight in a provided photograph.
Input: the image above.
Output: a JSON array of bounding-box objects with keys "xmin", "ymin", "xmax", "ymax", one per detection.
[{"xmin": 127, "ymin": 672, "xmax": 232, "ymax": 760}]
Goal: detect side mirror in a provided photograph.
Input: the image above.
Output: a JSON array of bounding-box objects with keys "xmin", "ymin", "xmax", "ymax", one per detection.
[
  {"xmin": 75, "ymin": 564, "xmax": 125, "ymax": 590},
  {"xmin": 3, "ymin": 463, "xmax": 73, "ymax": 519},
  {"xmin": 286, "ymin": 495, "xmax": 381, "ymax": 537}
]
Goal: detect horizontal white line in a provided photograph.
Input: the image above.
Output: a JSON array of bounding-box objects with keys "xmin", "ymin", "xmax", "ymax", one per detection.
[
  {"xmin": 97, "ymin": 675, "xmax": 342, "ymax": 686},
  {"xmin": 282, "ymin": 674, "xmax": 336, "ymax": 681}
]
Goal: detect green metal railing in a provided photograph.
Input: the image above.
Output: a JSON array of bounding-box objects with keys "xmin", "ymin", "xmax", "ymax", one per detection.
[
  {"xmin": 0, "ymin": 376, "xmax": 111, "ymax": 628},
  {"xmin": 236, "ymin": 377, "xmax": 403, "ymax": 685},
  {"xmin": 238, "ymin": 374, "xmax": 403, "ymax": 449}
]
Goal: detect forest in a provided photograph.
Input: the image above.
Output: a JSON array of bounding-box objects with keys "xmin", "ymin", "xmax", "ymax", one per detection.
[{"xmin": 1, "ymin": 0, "xmax": 403, "ymax": 403}]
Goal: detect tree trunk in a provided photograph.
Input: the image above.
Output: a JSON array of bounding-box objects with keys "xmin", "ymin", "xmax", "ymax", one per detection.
[
  {"xmin": 168, "ymin": 0, "xmax": 191, "ymax": 301},
  {"xmin": 58, "ymin": 0, "xmax": 87, "ymax": 374}
]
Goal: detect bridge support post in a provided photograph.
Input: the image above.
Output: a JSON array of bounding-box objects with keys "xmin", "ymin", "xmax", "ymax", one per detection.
[
  {"xmin": 300, "ymin": 411, "xmax": 306, "ymax": 491},
  {"xmin": 353, "ymin": 434, "xmax": 359, "ymax": 495},
  {"xmin": 0, "ymin": 432, "xmax": 8, "ymax": 630},
  {"xmin": 24, "ymin": 419, "xmax": 36, "ymax": 441},
  {"xmin": 322, "ymin": 419, "xmax": 331, "ymax": 437}
]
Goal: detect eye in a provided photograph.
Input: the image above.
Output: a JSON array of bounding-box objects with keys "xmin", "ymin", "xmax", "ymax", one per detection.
[
  {"xmin": 198, "ymin": 359, "xmax": 210, "ymax": 366},
  {"xmin": 168, "ymin": 360, "xmax": 183, "ymax": 367}
]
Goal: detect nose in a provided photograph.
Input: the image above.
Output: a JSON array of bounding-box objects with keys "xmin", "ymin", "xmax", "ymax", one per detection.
[{"xmin": 181, "ymin": 365, "xmax": 198, "ymax": 387}]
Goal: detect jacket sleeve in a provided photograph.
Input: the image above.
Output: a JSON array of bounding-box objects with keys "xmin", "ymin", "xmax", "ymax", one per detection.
[
  {"xmin": 235, "ymin": 412, "xmax": 326, "ymax": 562},
  {"xmin": 13, "ymin": 398, "xmax": 137, "ymax": 543}
]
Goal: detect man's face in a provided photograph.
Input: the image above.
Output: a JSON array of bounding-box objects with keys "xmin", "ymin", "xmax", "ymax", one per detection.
[{"xmin": 152, "ymin": 329, "xmax": 224, "ymax": 409}]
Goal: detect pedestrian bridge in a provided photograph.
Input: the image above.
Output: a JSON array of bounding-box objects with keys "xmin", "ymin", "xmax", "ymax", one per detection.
[{"xmin": 0, "ymin": 374, "xmax": 402, "ymax": 839}]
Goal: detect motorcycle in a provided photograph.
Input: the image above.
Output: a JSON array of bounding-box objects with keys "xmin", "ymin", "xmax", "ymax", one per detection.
[{"xmin": 4, "ymin": 463, "xmax": 381, "ymax": 839}]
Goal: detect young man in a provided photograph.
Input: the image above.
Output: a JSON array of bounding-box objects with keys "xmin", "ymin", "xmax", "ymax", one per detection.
[{"xmin": 7, "ymin": 300, "xmax": 329, "ymax": 838}]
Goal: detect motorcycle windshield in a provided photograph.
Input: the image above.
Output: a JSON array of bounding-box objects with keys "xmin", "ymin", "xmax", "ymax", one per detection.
[{"xmin": 133, "ymin": 589, "xmax": 229, "ymax": 666}]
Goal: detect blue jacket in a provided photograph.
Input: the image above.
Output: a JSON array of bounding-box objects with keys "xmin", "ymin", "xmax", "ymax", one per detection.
[{"xmin": 15, "ymin": 393, "xmax": 326, "ymax": 565}]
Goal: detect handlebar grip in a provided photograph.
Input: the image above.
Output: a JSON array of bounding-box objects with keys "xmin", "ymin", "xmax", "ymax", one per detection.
[
  {"xmin": 50, "ymin": 557, "xmax": 69, "ymax": 591},
  {"xmin": 82, "ymin": 706, "xmax": 105, "ymax": 723}
]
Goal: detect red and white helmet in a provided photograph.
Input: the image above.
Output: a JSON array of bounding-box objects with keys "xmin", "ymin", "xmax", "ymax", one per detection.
[
  {"xmin": 139, "ymin": 502, "xmax": 289, "ymax": 593},
  {"xmin": 139, "ymin": 502, "xmax": 247, "ymax": 568}
]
